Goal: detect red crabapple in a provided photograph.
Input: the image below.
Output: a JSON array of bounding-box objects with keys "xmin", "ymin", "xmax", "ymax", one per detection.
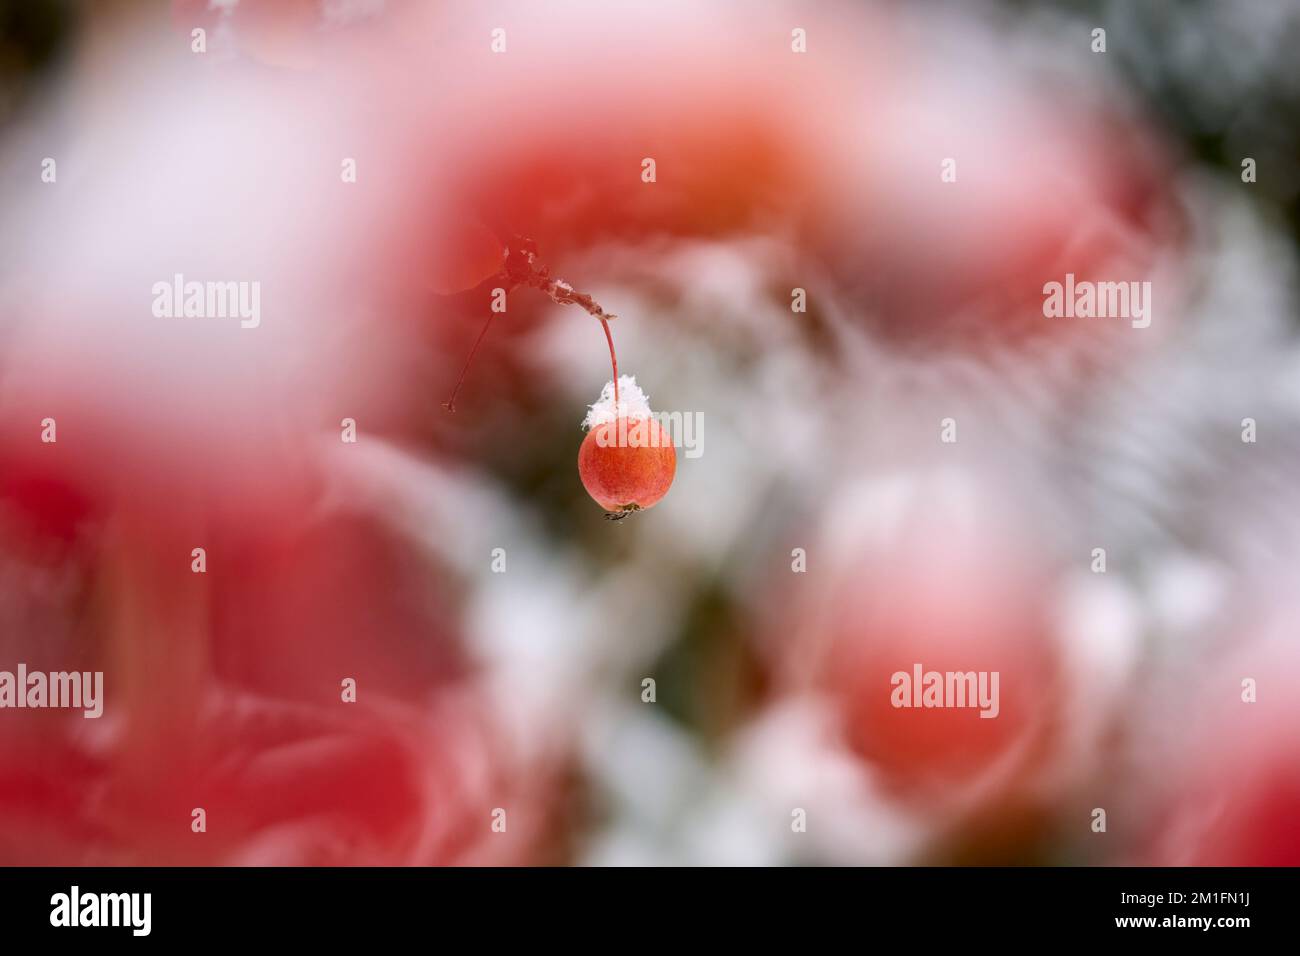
[{"xmin": 578, "ymin": 379, "xmax": 676, "ymax": 518}]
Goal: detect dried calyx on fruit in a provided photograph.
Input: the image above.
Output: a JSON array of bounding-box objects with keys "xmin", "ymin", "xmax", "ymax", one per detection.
[{"xmin": 443, "ymin": 237, "xmax": 674, "ymax": 519}]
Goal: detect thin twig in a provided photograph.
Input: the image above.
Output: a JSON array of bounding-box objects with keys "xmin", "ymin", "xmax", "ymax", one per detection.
[
  {"xmin": 441, "ymin": 312, "xmax": 495, "ymax": 412},
  {"xmin": 442, "ymin": 236, "xmax": 620, "ymax": 410}
]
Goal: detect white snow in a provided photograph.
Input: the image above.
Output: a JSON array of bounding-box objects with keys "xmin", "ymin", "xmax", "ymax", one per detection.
[{"xmin": 582, "ymin": 374, "xmax": 655, "ymax": 429}]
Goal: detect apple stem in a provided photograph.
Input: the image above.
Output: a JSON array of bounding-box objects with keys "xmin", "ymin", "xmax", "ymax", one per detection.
[{"xmin": 599, "ymin": 317, "xmax": 620, "ymax": 405}]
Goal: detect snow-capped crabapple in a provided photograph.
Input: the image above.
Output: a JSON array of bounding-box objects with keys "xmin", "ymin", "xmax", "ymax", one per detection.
[{"xmin": 443, "ymin": 243, "xmax": 677, "ymax": 518}]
